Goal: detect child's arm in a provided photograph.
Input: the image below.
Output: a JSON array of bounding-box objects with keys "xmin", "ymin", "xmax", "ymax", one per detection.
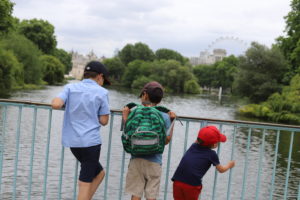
[
  {"xmin": 51, "ymin": 97, "xmax": 65, "ymax": 109},
  {"xmin": 165, "ymin": 111, "xmax": 176, "ymax": 144},
  {"xmin": 99, "ymin": 115, "xmax": 109, "ymax": 126},
  {"xmin": 216, "ymin": 160, "xmax": 235, "ymax": 173},
  {"xmin": 122, "ymin": 106, "xmax": 131, "ymax": 122}
]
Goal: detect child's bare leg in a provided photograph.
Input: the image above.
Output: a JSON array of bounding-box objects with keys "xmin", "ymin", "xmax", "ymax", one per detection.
[
  {"xmin": 89, "ymin": 170, "xmax": 105, "ymax": 199},
  {"xmin": 77, "ymin": 181, "xmax": 92, "ymax": 200}
]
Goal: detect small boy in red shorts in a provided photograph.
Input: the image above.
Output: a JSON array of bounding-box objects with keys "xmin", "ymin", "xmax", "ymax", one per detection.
[{"xmin": 171, "ymin": 125, "xmax": 235, "ymax": 200}]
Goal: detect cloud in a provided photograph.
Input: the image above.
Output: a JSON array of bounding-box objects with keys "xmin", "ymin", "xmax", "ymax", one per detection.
[{"xmin": 12, "ymin": 0, "xmax": 291, "ymax": 57}]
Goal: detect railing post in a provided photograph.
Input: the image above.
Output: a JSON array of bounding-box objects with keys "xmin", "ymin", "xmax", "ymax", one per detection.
[
  {"xmin": 283, "ymin": 132, "xmax": 294, "ymax": 200},
  {"xmin": 0, "ymin": 106, "xmax": 7, "ymax": 199},
  {"xmin": 269, "ymin": 130, "xmax": 280, "ymax": 200},
  {"xmin": 42, "ymin": 109, "xmax": 52, "ymax": 200},
  {"xmin": 298, "ymin": 182, "xmax": 300, "ymax": 200},
  {"xmin": 212, "ymin": 124, "xmax": 223, "ymax": 200},
  {"xmin": 118, "ymin": 150, "xmax": 126, "ymax": 200},
  {"xmin": 72, "ymin": 160, "xmax": 79, "ymax": 200},
  {"xmin": 27, "ymin": 107, "xmax": 38, "ymax": 200},
  {"xmin": 255, "ymin": 129, "xmax": 266, "ymax": 200},
  {"xmin": 183, "ymin": 121, "xmax": 189, "ymax": 153},
  {"xmin": 226, "ymin": 125, "xmax": 237, "ymax": 200},
  {"xmin": 163, "ymin": 131, "xmax": 174, "ymax": 200},
  {"xmin": 240, "ymin": 127, "xmax": 252, "ymax": 200},
  {"xmin": 104, "ymin": 114, "xmax": 114, "ymax": 200},
  {"xmin": 13, "ymin": 106, "xmax": 22, "ymax": 200},
  {"xmin": 58, "ymin": 146, "xmax": 65, "ymax": 200}
]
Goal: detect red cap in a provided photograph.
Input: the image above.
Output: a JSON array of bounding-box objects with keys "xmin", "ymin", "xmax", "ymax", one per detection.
[{"xmin": 197, "ymin": 126, "xmax": 227, "ymax": 146}]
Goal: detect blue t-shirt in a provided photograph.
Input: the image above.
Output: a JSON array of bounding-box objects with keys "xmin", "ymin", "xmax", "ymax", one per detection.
[
  {"xmin": 172, "ymin": 143, "xmax": 220, "ymax": 186},
  {"xmin": 58, "ymin": 79, "xmax": 110, "ymax": 147},
  {"xmin": 131, "ymin": 112, "xmax": 171, "ymax": 165}
]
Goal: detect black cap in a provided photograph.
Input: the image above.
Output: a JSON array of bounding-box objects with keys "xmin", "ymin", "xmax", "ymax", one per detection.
[{"xmin": 84, "ymin": 61, "xmax": 111, "ymax": 85}]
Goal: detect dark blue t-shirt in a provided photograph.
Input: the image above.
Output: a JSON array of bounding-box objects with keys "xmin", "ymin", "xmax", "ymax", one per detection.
[{"xmin": 172, "ymin": 143, "xmax": 220, "ymax": 186}]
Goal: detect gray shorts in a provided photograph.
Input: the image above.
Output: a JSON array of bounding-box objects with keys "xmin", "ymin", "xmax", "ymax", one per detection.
[{"xmin": 125, "ymin": 158, "xmax": 162, "ymax": 199}]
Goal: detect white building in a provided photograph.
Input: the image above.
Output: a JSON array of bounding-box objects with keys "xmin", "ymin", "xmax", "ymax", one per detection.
[
  {"xmin": 189, "ymin": 48, "xmax": 227, "ymax": 66},
  {"xmin": 70, "ymin": 50, "xmax": 105, "ymax": 80}
]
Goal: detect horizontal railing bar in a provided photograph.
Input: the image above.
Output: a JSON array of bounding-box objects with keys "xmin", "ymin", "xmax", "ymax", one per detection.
[{"xmin": 1, "ymin": 99, "xmax": 300, "ymax": 130}]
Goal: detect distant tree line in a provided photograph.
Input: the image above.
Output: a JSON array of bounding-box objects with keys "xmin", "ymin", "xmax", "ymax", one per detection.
[{"xmin": 0, "ymin": 0, "xmax": 72, "ymax": 97}]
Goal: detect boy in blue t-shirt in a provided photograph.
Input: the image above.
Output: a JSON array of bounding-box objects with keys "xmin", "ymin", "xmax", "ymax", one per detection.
[
  {"xmin": 172, "ymin": 125, "xmax": 235, "ymax": 200},
  {"xmin": 51, "ymin": 61, "xmax": 111, "ymax": 200}
]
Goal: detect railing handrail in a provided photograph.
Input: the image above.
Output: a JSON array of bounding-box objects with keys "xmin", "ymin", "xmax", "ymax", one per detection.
[{"xmin": 1, "ymin": 98, "xmax": 300, "ymax": 130}]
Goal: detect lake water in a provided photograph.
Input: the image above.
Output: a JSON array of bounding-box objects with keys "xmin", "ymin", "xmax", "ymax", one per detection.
[{"xmin": 0, "ymin": 81, "xmax": 299, "ymax": 200}]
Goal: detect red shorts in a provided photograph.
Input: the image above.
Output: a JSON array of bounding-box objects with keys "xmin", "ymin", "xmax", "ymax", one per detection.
[{"xmin": 173, "ymin": 181, "xmax": 202, "ymax": 200}]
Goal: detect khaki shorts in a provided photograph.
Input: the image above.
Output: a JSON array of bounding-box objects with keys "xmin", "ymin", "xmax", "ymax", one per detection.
[{"xmin": 125, "ymin": 158, "xmax": 162, "ymax": 199}]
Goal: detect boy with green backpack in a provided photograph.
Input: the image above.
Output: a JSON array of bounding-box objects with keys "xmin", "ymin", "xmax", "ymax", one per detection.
[{"xmin": 122, "ymin": 81, "xmax": 176, "ymax": 200}]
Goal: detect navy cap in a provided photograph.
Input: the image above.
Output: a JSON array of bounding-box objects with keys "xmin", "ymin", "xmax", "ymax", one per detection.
[{"xmin": 84, "ymin": 61, "xmax": 111, "ymax": 85}]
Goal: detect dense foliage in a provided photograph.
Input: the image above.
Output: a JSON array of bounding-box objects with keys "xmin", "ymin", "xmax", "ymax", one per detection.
[
  {"xmin": 0, "ymin": 0, "xmax": 14, "ymax": 35},
  {"xmin": 277, "ymin": 0, "xmax": 300, "ymax": 78},
  {"xmin": 233, "ymin": 42, "xmax": 288, "ymax": 103},
  {"xmin": 239, "ymin": 74, "xmax": 300, "ymax": 124},
  {"xmin": 40, "ymin": 55, "xmax": 65, "ymax": 85},
  {"xmin": 0, "ymin": 0, "xmax": 72, "ymax": 97},
  {"xmin": 111, "ymin": 42, "xmax": 201, "ymax": 94},
  {"xmin": 18, "ymin": 19, "xmax": 57, "ymax": 54}
]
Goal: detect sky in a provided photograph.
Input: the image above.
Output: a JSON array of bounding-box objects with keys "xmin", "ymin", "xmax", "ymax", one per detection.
[{"xmin": 11, "ymin": 0, "xmax": 291, "ymax": 58}]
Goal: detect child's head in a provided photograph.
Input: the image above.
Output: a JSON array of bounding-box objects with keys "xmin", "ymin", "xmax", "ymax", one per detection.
[
  {"xmin": 139, "ymin": 81, "xmax": 164, "ymax": 104},
  {"xmin": 83, "ymin": 61, "xmax": 111, "ymax": 85},
  {"xmin": 197, "ymin": 126, "xmax": 226, "ymax": 148}
]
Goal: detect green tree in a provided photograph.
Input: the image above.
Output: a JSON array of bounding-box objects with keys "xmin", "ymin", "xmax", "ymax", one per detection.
[
  {"xmin": 213, "ymin": 55, "xmax": 238, "ymax": 90},
  {"xmin": 184, "ymin": 79, "xmax": 201, "ymax": 94},
  {"xmin": 155, "ymin": 48, "xmax": 186, "ymax": 64},
  {"xmin": 118, "ymin": 42, "xmax": 154, "ymax": 65},
  {"xmin": 277, "ymin": 0, "xmax": 300, "ymax": 76},
  {"xmin": 52, "ymin": 48, "xmax": 72, "ymax": 74},
  {"xmin": 193, "ymin": 64, "xmax": 215, "ymax": 89},
  {"xmin": 233, "ymin": 42, "xmax": 288, "ymax": 103},
  {"xmin": 40, "ymin": 55, "xmax": 65, "ymax": 85},
  {"xmin": 18, "ymin": 19, "xmax": 57, "ymax": 54},
  {"xmin": 1, "ymin": 33, "xmax": 42, "ymax": 84},
  {"xmin": 0, "ymin": 0, "xmax": 14, "ymax": 35},
  {"xmin": 103, "ymin": 57, "xmax": 125, "ymax": 82},
  {"xmin": 122, "ymin": 60, "xmax": 144, "ymax": 87},
  {"xmin": 0, "ymin": 47, "xmax": 23, "ymax": 96}
]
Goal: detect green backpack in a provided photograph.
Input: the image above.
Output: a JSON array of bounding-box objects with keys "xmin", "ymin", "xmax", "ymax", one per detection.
[{"xmin": 121, "ymin": 102, "xmax": 170, "ymax": 156}]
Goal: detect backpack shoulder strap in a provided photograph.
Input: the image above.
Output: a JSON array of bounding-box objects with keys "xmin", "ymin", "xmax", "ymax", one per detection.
[
  {"xmin": 126, "ymin": 102, "xmax": 138, "ymax": 109},
  {"xmin": 154, "ymin": 106, "xmax": 170, "ymax": 113}
]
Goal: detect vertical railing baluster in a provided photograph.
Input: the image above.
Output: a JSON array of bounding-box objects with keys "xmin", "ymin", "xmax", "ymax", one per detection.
[
  {"xmin": 163, "ymin": 130, "xmax": 174, "ymax": 200},
  {"xmin": 241, "ymin": 127, "xmax": 252, "ymax": 200},
  {"xmin": 27, "ymin": 107, "xmax": 38, "ymax": 200},
  {"xmin": 118, "ymin": 150, "xmax": 126, "ymax": 200},
  {"xmin": 13, "ymin": 106, "xmax": 22, "ymax": 200},
  {"xmin": 72, "ymin": 160, "xmax": 79, "ymax": 200},
  {"xmin": 58, "ymin": 146, "xmax": 65, "ymax": 200},
  {"xmin": 42, "ymin": 109, "xmax": 52, "ymax": 200},
  {"xmin": 0, "ymin": 106, "xmax": 7, "ymax": 199},
  {"xmin": 255, "ymin": 129, "xmax": 266, "ymax": 200},
  {"xmin": 283, "ymin": 131, "xmax": 294, "ymax": 200},
  {"xmin": 104, "ymin": 114, "xmax": 114, "ymax": 200},
  {"xmin": 183, "ymin": 121, "xmax": 189, "ymax": 153},
  {"xmin": 269, "ymin": 130, "xmax": 280, "ymax": 200},
  {"xmin": 297, "ymin": 182, "xmax": 300, "ymax": 200},
  {"xmin": 226, "ymin": 125, "xmax": 236, "ymax": 200},
  {"xmin": 212, "ymin": 124, "xmax": 223, "ymax": 200}
]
